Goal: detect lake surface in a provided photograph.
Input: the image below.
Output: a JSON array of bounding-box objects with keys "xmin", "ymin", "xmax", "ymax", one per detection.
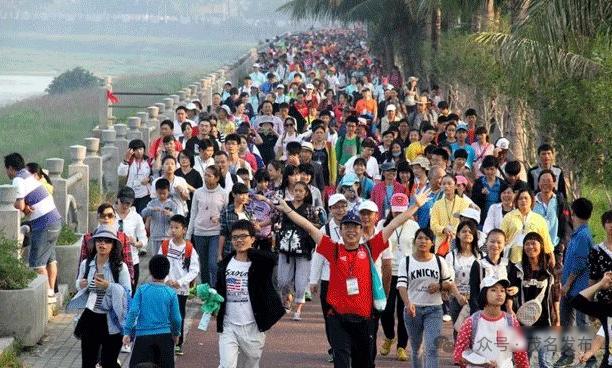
[{"xmin": 0, "ymin": 75, "xmax": 54, "ymax": 107}]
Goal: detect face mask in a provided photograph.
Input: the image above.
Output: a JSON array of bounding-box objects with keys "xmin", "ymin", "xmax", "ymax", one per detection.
[{"xmin": 392, "ymin": 151, "xmax": 402, "ymax": 158}]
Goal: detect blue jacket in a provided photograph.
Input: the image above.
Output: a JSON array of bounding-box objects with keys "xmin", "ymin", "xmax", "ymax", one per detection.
[{"xmin": 561, "ymin": 224, "xmax": 592, "ymax": 297}]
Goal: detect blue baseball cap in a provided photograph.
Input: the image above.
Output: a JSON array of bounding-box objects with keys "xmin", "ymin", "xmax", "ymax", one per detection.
[
  {"xmin": 456, "ymin": 122, "xmax": 468, "ymax": 131},
  {"xmin": 339, "ymin": 173, "xmax": 359, "ymax": 187},
  {"xmin": 341, "ymin": 212, "xmax": 362, "ymax": 226}
]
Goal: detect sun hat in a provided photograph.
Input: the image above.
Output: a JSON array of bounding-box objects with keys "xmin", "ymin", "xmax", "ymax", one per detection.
[
  {"xmin": 411, "ymin": 156, "xmax": 431, "ymax": 171},
  {"xmin": 339, "ymin": 173, "xmax": 359, "ymax": 186}
]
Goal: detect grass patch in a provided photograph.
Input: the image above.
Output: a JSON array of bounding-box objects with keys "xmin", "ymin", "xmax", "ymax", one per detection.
[
  {"xmin": 0, "ymin": 343, "xmax": 24, "ymax": 368},
  {"xmin": 582, "ymin": 184, "xmax": 610, "ymax": 244},
  {"xmin": 0, "ymin": 237, "xmax": 36, "ymax": 290}
]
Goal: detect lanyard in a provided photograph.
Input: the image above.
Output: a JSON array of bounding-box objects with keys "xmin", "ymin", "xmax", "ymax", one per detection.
[
  {"xmin": 346, "ymin": 244, "xmax": 362, "ymax": 277},
  {"xmin": 444, "ymin": 196, "xmax": 457, "ymax": 223}
]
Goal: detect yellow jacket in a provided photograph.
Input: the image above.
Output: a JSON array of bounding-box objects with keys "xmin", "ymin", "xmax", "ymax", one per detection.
[
  {"xmin": 500, "ymin": 209, "xmax": 553, "ymax": 263},
  {"xmin": 430, "ymin": 195, "xmax": 472, "ymax": 247}
]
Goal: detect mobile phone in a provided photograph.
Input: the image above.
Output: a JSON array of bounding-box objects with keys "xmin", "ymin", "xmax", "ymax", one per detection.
[
  {"xmin": 95, "ymin": 272, "xmax": 104, "ymax": 280},
  {"xmin": 272, "ymin": 194, "xmax": 282, "ymax": 205}
]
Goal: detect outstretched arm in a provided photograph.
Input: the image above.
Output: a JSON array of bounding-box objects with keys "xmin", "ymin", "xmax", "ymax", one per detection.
[
  {"xmin": 382, "ymin": 188, "xmax": 430, "ymax": 243},
  {"xmin": 275, "ymin": 199, "xmax": 323, "ymax": 245}
]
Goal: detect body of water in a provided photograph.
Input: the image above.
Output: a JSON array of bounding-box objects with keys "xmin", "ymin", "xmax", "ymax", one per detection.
[{"xmin": 0, "ymin": 75, "xmax": 54, "ymax": 107}]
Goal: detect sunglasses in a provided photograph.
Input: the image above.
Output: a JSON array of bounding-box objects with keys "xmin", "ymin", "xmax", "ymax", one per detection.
[{"xmin": 99, "ymin": 212, "xmax": 115, "ymax": 219}]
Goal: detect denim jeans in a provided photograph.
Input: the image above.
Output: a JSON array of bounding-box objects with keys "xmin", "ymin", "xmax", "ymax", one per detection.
[
  {"xmin": 192, "ymin": 235, "xmax": 219, "ymax": 286},
  {"xmin": 404, "ymin": 305, "xmax": 443, "ymax": 368},
  {"xmin": 29, "ymin": 220, "xmax": 61, "ymax": 268}
]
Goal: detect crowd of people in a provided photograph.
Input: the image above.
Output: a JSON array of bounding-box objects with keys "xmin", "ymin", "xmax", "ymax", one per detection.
[{"xmin": 4, "ymin": 28, "xmax": 612, "ymax": 368}]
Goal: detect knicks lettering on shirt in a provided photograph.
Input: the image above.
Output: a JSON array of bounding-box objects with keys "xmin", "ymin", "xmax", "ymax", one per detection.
[{"xmin": 410, "ymin": 268, "xmax": 439, "ymax": 280}]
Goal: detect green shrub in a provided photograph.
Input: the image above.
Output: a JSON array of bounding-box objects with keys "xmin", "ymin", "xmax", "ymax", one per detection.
[
  {"xmin": 89, "ymin": 180, "xmax": 102, "ymax": 210},
  {"xmin": 46, "ymin": 67, "xmax": 102, "ymax": 95},
  {"xmin": 0, "ymin": 345, "xmax": 23, "ymax": 368},
  {"xmin": 57, "ymin": 224, "xmax": 79, "ymax": 245},
  {"xmin": 0, "ymin": 237, "xmax": 36, "ymax": 290}
]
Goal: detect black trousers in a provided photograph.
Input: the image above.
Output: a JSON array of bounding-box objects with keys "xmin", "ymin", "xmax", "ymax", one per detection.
[
  {"xmin": 129, "ymin": 333, "xmax": 175, "ymax": 368},
  {"xmin": 328, "ymin": 313, "xmax": 375, "ymax": 368},
  {"xmin": 320, "ymin": 280, "xmax": 333, "ymax": 353},
  {"xmin": 177, "ymin": 295, "xmax": 187, "ymax": 346},
  {"xmin": 132, "ymin": 263, "xmax": 140, "ymax": 297},
  {"xmin": 79, "ymin": 309, "xmax": 122, "ymax": 368},
  {"xmin": 380, "ymin": 276, "xmax": 408, "ymax": 348}
]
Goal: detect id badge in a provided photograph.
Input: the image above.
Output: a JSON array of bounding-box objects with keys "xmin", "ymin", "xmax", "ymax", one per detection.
[{"xmin": 346, "ymin": 277, "xmax": 359, "ymax": 295}]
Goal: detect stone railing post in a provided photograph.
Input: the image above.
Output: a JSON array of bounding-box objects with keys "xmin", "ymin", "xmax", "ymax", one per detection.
[
  {"xmin": 0, "ymin": 185, "xmax": 20, "ymax": 243},
  {"xmin": 146, "ymin": 106, "xmax": 159, "ymax": 141},
  {"xmin": 101, "ymin": 130, "xmax": 119, "ymax": 193},
  {"xmin": 202, "ymin": 78, "xmax": 212, "ymax": 108},
  {"xmin": 127, "ymin": 117, "xmax": 143, "ymax": 141},
  {"xmin": 46, "ymin": 158, "xmax": 67, "ymax": 223},
  {"xmin": 189, "ymin": 84, "xmax": 199, "ymax": 98},
  {"xmin": 83, "ymin": 137, "xmax": 103, "ymax": 193},
  {"xmin": 177, "ymin": 91, "xmax": 187, "ymax": 106},
  {"xmin": 136, "ymin": 112, "xmax": 151, "ymax": 147},
  {"xmin": 68, "ymin": 145, "xmax": 89, "ymax": 234},
  {"xmin": 163, "ymin": 98, "xmax": 174, "ymax": 116},
  {"xmin": 114, "ymin": 123, "xmax": 129, "ymax": 158},
  {"xmin": 152, "ymin": 102, "xmax": 165, "ymax": 121}
]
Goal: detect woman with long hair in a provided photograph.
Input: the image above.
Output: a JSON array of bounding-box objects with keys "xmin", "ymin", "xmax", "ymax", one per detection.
[
  {"xmin": 396, "ymin": 160, "xmax": 415, "ymax": 196},
  {"xmin": 279, "ymin": 164, "xmax": 300, "ymax": 202},
  {"xmin": 26, "ymin": 162, "xmax": 53, "ymax": 194},
  {"xmin": 174, "ymin": 151, "xmax": 203, "ymax": 214},
  {"xmin": 483, "ymin": 182, "xmax": 514, "ymax": 234},
  {"xmin": 397, "ymin": 228, "xmax": 466, "ymax": 368},
  {"xmin": 507, "ymin": 232, "xmax": 556, "ymax": 366},
  {"xmin": 275, "ymin": 181, "xmax": 320, "ymax": 320},
  {"xmin": 501, "ymin": 188, "xmax": 554, "ymax": 266},
  {"xmin": 68, "ymin": 227, "xmax": 131, "ymax": 368},
  {"xmin": 446, "ymin": 221, "xmax": 482, "ymax": 339},
  {"xmin": 218, "ymin": 183, "xmax": 253, "ymax": 260}
]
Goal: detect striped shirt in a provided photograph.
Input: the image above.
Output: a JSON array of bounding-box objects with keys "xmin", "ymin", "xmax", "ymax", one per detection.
[{"xmin": 13, "ymin": 169, "xmax": 61, "ymax": 230}]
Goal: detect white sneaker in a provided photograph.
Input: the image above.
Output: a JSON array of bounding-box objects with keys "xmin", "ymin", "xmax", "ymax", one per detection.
[
  {"xmin": 292, "ymin": 312, "xmax": 302, "ymax": 321},
  {"xmin": 121, "ymin": 344, "xmax": 131, "ymax": 353},
  {"xmin": 47, "ymin": 289, "xmax": 57, "ymax": 303},
  {"xmin": 442, "ymin": 314, "xmax": 452, "ymax": 322}
]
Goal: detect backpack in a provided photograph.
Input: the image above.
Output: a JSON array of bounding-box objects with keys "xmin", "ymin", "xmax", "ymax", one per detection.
[
  {"xmin": 161, "ymin": 239, "xmax": 194, "ymax": 270},
  {"xmin": 405, "ymin": 254, "xmax": 444, "ymax": 287},
  {"xmin": 469, "ymin": 310, "xmax": 513, "ymax": 346}
]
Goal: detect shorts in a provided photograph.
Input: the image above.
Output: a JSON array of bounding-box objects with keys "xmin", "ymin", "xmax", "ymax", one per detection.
[{"xmin": 29, "ymin": 221, "xmax": 61, "ymax": 268}]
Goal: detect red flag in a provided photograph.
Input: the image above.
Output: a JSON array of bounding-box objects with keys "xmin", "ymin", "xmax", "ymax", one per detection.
[{"xmin": 106, "ymin": 89, "xmax": 119, "ymax": 104}]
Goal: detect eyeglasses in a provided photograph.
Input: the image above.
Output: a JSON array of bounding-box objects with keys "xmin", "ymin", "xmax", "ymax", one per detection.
[
  {"xmin": 231, "ymin": 234, "xmax": 251, "ymax": 242},
  {"xmin": 99, "ymin": 212, "xmax": 115, "ymax": 219}
]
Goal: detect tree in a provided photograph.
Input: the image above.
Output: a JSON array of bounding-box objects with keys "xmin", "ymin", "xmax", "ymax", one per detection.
[{"xmin": 46, "ymin": 67, "xmax": 102, "ymax": 95}]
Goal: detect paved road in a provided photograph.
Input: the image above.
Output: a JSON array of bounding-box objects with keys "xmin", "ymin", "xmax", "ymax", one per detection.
[{"xmin": 178, "ymin": 300, "xmax": 456, "ymax": 368}]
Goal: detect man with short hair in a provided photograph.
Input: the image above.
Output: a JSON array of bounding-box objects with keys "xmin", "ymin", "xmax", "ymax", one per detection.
[
  {"xmin": 224, "ymin": 134, "xmax": 252, "ymax": 178},
  {"xmin": 405, "ymin": 123, "xmax": 435, "ymax": 161},
  {"xmin": 449, "ymin": 123, "xmax": 476, "ymax": 169},
  {"xmin": 193, "ymin": 139, "xmax": 215, "ymax": 178},
  {"xmin": 173, "ymin": 105, "xmax": 195, "ymax": 139},
  {"xmin": 342, "ymin": 138, "xmax": 380, "ymax": 179},
  {"xmin": 556, "ymin": 197, "xmax": 594, "ymax": 366},
  {"xmin": 336, "ymin": 116, "xmax": 362, "ymax": 167},
  {"xmin": 527, "ymin": 143, "xmax": 568, "ymax": 198},
  {"xmin": 214, "ymin": 151, "xmax": 242, "ymax": 193},
  {"xmin": 249, "ymin": 63, "xmax": 266, "ymax": 86},
  {"xmin": 5, "ymin": 152, "xmax": 62, "ymax": 302},
  {"xmin": 355, "ymin": 88, "xmax": 378, "ymax": 122},
  {"xmin": 464, "ymin": 108, "xmax": 478, "ymax": 144},
  {"xmin": 148, "ymin": 120, "xmax": 183, "ymax": 159}
]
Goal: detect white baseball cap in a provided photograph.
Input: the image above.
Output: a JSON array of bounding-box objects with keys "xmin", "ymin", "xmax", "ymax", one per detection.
[
  {"xmin": 496, "ymin": 137, "xmax": 510, "ymax": 150},
  {"xmin": 480, "ymin": 275, "xmax": 510, "ymax": 290},
  {"xmin": 306, "ymin": 83, "xmax": 315, "ymax": 90},
  {"xmin": 328, "ymin": 193, "xmax": 348, "ymax": 207},
  {"xmin": 358, "ymin": 200, "xmax": 378, "ymax": 213},
  {"xmin": 454, "ymin": 207, "xmax": 481, "ymax": 223},
  {"xmin": 386, "ymin": 104, "xmax": 397, "ymax": 111}
]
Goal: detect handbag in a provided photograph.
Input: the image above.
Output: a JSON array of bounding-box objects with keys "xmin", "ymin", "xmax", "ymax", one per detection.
[
  {"xmin": 516, "ymin": 278, "xmax": 547, "ymax": 326},
  {"xmin": 363, "ymin": 244, "xmax": 387, "ymax": 312}
]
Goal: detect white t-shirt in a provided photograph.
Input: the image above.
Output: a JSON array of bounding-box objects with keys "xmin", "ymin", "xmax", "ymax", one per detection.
[
  {"xmin": 397, "ymin": 255, "xmax": 452, "ymax": 306},
  {"xmin": 387, "ymin": 220, "xmax": 419, "ymax": 275},
  {"xmin": 225, "ymin": 258, "xmax": 255, "ymax": 325},
  {"xmin": 343, "ymin": 155, "xmax": 380, "ymax": 179},
  {"xmin": 445, "ymin": 250, "xmax": 477, "ymax": 294}
]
